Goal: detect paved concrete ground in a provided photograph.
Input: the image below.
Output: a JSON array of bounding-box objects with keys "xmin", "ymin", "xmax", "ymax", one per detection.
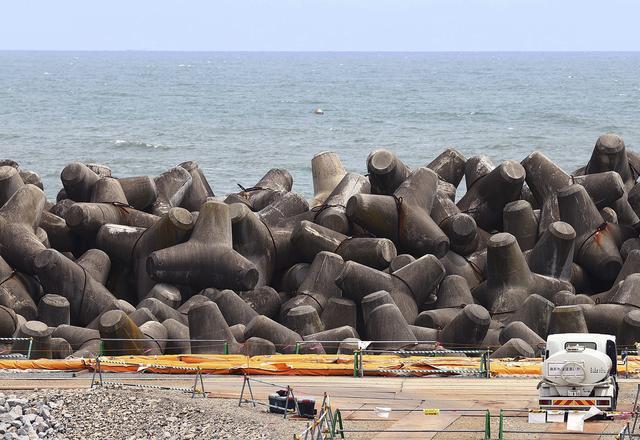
[{"xmin": 0, "ymin": 372, "xmax": 636, "ymax": 439}]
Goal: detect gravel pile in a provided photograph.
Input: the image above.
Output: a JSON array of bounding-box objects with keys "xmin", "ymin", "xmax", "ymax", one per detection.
[
  {"xmin": 0, "ymin": 392, "xmax": 63, "ymax": 439},
  {"xmin": 10, "ymin": 387, "xmax": 303, "ymax": 440}
]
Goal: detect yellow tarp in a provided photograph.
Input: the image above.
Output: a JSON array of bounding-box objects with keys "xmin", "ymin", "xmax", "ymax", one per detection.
[
  {"xmin": 0, "ymin": 355, "xmax": 637, "ymax": 377},
  {"xmin": 0, "ymin": 358, "xmax": 86, "ymax": 371}
]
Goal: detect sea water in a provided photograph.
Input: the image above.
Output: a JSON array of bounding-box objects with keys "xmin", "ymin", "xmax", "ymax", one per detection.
[{"xmin": 1, "ymin": 51, "xmax": 639, "ymax": 199}]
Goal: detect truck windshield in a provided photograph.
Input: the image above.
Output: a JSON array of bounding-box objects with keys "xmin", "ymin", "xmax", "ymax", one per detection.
[{"xmin": 565, "ymin": 342, "xmax": 596, "ymax": 350}]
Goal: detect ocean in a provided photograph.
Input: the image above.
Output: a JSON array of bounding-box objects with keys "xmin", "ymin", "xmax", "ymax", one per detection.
[{"xmin": 1, "ymin": 51, "xmax": 639, "ymax": 200}]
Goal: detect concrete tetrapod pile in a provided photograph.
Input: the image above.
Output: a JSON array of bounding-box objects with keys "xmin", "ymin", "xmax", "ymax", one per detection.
[{"xmin": 1, "ymin": 134, "xmax": 640, "ymax": 360}]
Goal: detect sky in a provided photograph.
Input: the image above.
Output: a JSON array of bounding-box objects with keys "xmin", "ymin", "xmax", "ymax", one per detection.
[{"xmin": 1, "ymin": 0, "xmax": 639, "ymax": 52}]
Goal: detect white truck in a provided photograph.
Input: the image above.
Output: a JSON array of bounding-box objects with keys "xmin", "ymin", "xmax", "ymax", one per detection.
[{"xmin": 538, "ymin": 333, "xmax": 618, "ymax": 410}]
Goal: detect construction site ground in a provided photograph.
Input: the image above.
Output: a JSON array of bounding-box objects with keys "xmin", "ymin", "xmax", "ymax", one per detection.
[{"xmin": 0, "ymin": 372, "xmax": 637, "ymax": 439}]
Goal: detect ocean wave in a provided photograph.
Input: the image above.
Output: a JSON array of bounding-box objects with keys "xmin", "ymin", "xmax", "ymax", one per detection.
[
  {"xmin": 95, "ymin": 90, "xmax": 138, "ymax": 98},
  {"xmin": 524, "ymin": 112, "xmax": 592, "ymax": 126},
  {"xmin": 412, "ymin": 110, "xmax": 497, "ymax": 119},
  {"xmin": 112, "ymin": 139, "xmax": 171, "ymax": 150},
  {"xmin": 0, "ymin": 133, "xmax": 20, "ymax": 140}
]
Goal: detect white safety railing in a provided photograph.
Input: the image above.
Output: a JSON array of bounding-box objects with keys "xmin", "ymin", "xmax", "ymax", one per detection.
[{"xmin": 90, "ymin": 356, "xmax": 206, "ymax": 398}]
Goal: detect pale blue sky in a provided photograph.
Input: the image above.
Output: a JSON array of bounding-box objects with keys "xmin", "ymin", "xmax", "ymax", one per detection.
[{"xmin": 1, "ymin": 0, "xmax": 639, "ymax": 51}]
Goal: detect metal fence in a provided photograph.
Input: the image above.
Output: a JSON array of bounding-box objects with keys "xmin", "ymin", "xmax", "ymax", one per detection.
[
  {"xmin": 90, "ymin": 355, "xmax": 207, "ymax": 397},
  {"xmin": 295, "ymin": 403, "xmax": 637, "ymax": 439},
  {"xmin": 98, "ymin": 338, "xmax": 229, "ymax": 355},
  {"xmin": 0, "ymin": 337, "xmax": 33, "ymax": 359},
  {"xmin": 353, "ymin": 345, "xmax": 491, "ymax": 378},
  {"xmin": 238, "ymin": 375, "xmax": 302, "ymax": 419}
]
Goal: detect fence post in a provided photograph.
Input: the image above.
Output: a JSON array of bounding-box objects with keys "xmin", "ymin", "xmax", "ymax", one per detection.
[
  {"xmin": 224, "ymin": 341, "xmax": 229, "ymax": 355},
  {"xmin": 625, "ymin": 423, "xmax": 631, "ymax": 440},
  {"xmin": 484, "ymin": 349, "xmax": 492, "ymax": 378},
  {"xmin": 322, "ymin": 393, "xmax": 336, "ymax": 440},
  {"xmin": 624, "ymin": 350, "xmax": 629, "ymax": 378},
  {"xmin": 631, "ymin": 383, "xmax": 640, "ymax": 434},
  {"xmin": 99, "ymin": 339, "xmax": 104, "ymax": 357},
  {"xmin": 90, "ymin": 356, "xmax": 103, "ymax": 389},
  {"xmin": 484, "ymin": 409, "xmax": 491, "ymax": 440},
  {"xmin": 26, "ymin": 338, "xmax": 33, "ymax": 360},
  {"xmin": 90, "ymin": 357, "xmax": 97, "ymax": 389},
  {"xmin": 332, "ymin": 409, "xmax": 344, "ymax": 439},
  {"xmin": 239, "ymin": 375, "xmax": 255, "ymax": 407},
  {"xmin": 353, "ymin": 351, "xmax": 359, "ymax": 378},
  {"xmin": 238, "ymin": 378, "xmax": 244, "ymax": 407},
  {"xmin": 199, "ymin": 367, "xmax": 206, "ymax": 398},
  {"xmin": 191, "ymin": 367, "xmax": 206, "ymax": 398},
  {"xmin": 498, "ymin": 409, "xmax": 504, "ymax": 440},
  {"xmin": 295, "ymin": 342, "xmax": 300, "ymax": 355},
  {"xmin": 284, "ymin": 385, "xmax": 296, "ymax": 419}
]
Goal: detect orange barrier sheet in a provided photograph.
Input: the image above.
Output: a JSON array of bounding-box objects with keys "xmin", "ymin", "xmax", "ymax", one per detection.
[{"xmin": 0, "ymin": 355, "xmax": 637, "ymax": 377}]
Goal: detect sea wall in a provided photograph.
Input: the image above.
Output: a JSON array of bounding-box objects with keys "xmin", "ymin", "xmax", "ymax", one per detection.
[{"xmin": 1, "ymin": 133, "xmax": 639, "ymax": 359}]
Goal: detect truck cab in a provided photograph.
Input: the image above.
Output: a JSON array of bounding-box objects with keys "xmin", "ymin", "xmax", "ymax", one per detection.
[{"xmin": 539, "ymin": 334, "xmax": 618, "ymax": 410}]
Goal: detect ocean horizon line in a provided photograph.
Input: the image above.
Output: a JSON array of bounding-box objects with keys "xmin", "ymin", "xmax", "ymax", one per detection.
[{"xmin": 1, "ymin": 49, "xmax": 640, "ymax": 54}]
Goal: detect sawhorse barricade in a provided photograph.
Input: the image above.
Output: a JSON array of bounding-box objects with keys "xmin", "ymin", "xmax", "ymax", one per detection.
[
  {"xmin": 90, "ymin": 356, "xmax": 206, "ymax": 398},
  {"xmin": 294, "ymin": 393, "xmax": 344, "ymax": 440},
  {"xmin": 238, "ymin": 375, "xmax": 300, "ymax": 419}
]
